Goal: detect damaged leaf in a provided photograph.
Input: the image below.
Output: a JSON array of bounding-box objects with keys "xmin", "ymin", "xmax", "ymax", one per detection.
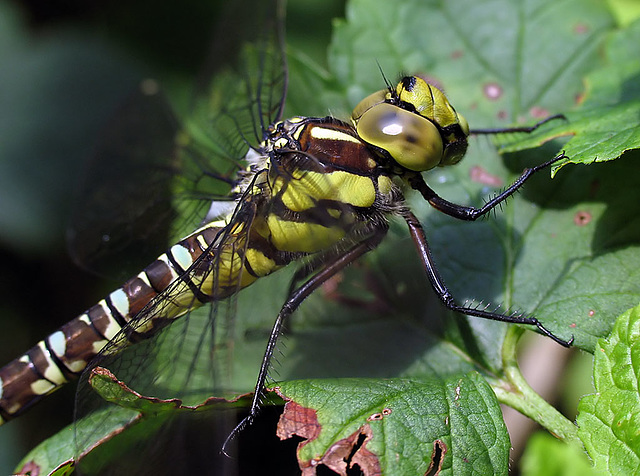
[
  {"xmin": 274, "ymin": 373, "xmax": 509, "ymax": 475},
  {"xmin": 15, "ymin": 367, "xmax": 252, "ymax": 475}
]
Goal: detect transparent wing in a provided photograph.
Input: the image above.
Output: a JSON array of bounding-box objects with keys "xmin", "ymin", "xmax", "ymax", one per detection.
[
  {"xmin": 67, "ymin": 0, "xmax": 287, "ymax": 281},
  {"xmin": 68, "ymin": 0, "xmax": 289, "ymax": 472},
  {"xmin": 67, "ymin": 87, "xmax": 237, "ymax": 281},
  {"xmin": 73, "ymin": 195, "xmax": 260, "ymax": 470}
]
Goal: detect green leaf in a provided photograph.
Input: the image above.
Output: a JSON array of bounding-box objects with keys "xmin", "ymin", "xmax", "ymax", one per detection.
[
  {"xmin": 495, "ymin": 17, "xmax": 640, "ymax": 169},
  {"xmin": 582, "ymin": 18, "xmax": 640, "ymax": 107},
  {"xmin": 577, "ymin": 302, "xmax": 640, "ymax": 474},
  {"xmin": 520, "ymin": 432, "xmax": 603, "ymax": 476},
  {"xmin": 13, "ymin": 428, "xmax": 77, "ymax": 476},
  {"xmin": 5, "ymin": 0, "xmax": 640, "ymax": 473},
  {"xmin": 496, "ymin": 103, "xmax": 640, "ymax": 167},
  {"xmin": 606, "ymin": 0, "xmax": 640, "ymax": 27},
  {"xmin": 16, "ymin": 364, "xmax": 254, "ymax": 475},
  {"xmin": 275, "ymin": 374, "xmax": 509, "ymax": 475}
]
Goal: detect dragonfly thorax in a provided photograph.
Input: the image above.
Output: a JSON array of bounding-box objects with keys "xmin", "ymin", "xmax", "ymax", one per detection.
[{"xmin": 253, "ymin": 115, "xmax": 398, "ymax": 255}]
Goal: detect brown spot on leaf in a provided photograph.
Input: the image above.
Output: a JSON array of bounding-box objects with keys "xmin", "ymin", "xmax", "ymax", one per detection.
[
  {"xmin": 321, "ymin": 272, "xmax": 344, "ymax": 297},
  {"xmin": 367, "ymin": 407, "xmax": 392, "ymax": 421},
  {"xmin": 470, "ymin": 166, "xmax": 503, "ymax": 187},
  {"xmin": 321, "ymin": 264, "xmax": 393, "ymax": 314},
  {"xmin": 451, "ymin": 50, "xmax": 463, "ymax": 59},
  {"xmin": 276, "ymin": 399, "xmax": 322, "ymax": 444},
  {"xmin": 16, "ymin": 461, "xmax": 41, "ymax": 476},
  {"xmin": 139, "ymin": 78, "xmax": 160, "ymax": 96},
  {"xmin": 425, "ymin": 439, "xmax": 447, "ymax": 476},
  {"xmin": 277, "ymin": 395, "xmax": 381, "ymax": 476},
  {"xmin": 529, "ymin": 106, "xmax": 550, "ymax": 119},
  {"xmin": 313, "ymin": 424, "xmax": 381, "ymax": 476},
  {"xmin": 17, "ymin": 460, "xmax": 75, "ymax": 476},
  {"xmin": 574, "ymin": 23, "xmax": 589, "ymax": 34},
  {"xmin": 573, "ymin": 211, "xmax": 592, "ymax": 226},
  {"xmin": 483, "ymin": 83, "xmax": 502, "ymax": 100}
]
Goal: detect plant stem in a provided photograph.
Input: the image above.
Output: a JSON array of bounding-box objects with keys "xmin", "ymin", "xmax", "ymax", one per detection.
[{"xmin": 489, "ymin": 326, "xmax": 582, "ymax": 449}]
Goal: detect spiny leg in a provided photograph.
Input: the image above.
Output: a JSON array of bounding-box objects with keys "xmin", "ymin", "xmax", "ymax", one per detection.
[
  {"xmin": 470, "ymin": 114, "xmax": 566, "ymax": 135},
  {"xmin": 222, "ymin": 230, "xmax": 387, "ymax": 455},
  {"xmin": 402, "ymin": 210, "xmax": 573, "ymax": 347},
  {"xmin": 408, "ymin": 151, "xmax": 567, "ymax": 221}
]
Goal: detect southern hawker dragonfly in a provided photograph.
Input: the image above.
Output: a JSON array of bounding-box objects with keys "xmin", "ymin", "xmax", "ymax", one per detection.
[{"xmin": 0, "ymin": 0, "xmax": 582, "ymax": 473}]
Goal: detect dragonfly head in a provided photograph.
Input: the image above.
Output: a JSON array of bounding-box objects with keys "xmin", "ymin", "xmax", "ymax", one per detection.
[{"xmin": 352, "ymin": 75, "xmax": 469, "ymax": 172}]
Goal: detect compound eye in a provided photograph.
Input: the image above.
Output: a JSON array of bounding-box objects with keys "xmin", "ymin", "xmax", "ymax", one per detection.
[
  {"xmin": 351, "ymin": 89, "xmax": 388, "ymax": 122},
  {"xmin": 356, "ymin": 103, "xmax": 444, "ymax": 172}
]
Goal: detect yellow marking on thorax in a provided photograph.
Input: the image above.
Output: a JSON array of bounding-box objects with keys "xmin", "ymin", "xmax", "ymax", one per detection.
[
  {"xmin": 309, "ymin": 126, "xmax": 362, "ymax": 144},
  {"xmin": 196, "ymin": 235, "xmax": 209, "ymax": 250},
  {"xmin": 245, "ymin": 248, "xmax": 279, "ymax": 277},
  {"xmin": 267, "ymin": 215, "xmax": 346, "ymax": 253},
  {"xmin": 274, "ymin": 137, "xmax": 288, "ymax": 148},
  {"xmin": 377, "ymin": 176, "xmax": 394, "ymax": 195},
  {"xmin": 272, "ymin": 170, "xmax": 377, "ymax": 212}
]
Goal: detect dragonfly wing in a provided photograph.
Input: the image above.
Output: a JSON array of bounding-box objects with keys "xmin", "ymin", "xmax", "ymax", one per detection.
[
  {"xmin": 68, "ymin": 0, "xmax": 288, "ymax": 470},
  {"xmin": 72, "ymin": 194, "xmax": 262, "ymax": 471},
  {"xmin": 68, "ymin": 0, "xmax": 286, "ymax": 282},
  {"xmin": 67, "ymin": 84, "xmax": 237, "ymax": 281}
]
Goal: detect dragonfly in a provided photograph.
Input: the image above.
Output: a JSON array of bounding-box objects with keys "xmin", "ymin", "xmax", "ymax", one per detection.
[{"xmin": 0, "ymin": 0, "xmax": 573, "ymax": 469}]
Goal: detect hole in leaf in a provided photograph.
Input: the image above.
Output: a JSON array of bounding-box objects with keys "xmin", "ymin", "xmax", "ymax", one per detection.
[{"xmin": 425, "ymin": 439, "xmax": 447, "ymax": 476}]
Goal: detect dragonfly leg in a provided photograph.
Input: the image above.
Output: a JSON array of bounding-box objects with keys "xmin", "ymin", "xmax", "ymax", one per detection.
[
  {"xmin": 402, "ymin": 209, "xmax": 573, "ymax": 347},
  {"xmin": 408, "ymin": 151, "xmax": 567, "ymax": 221},
  {"xmin": 470, "ymin": 114, "xmax": 566, "ymax": 135},
  {"xmin": 222, "ymin": 229, "xmax": 387, "ymax": 455},
  {"xmin": 286, "ymin": 251, "xmax": 335, "ymax": 295}
]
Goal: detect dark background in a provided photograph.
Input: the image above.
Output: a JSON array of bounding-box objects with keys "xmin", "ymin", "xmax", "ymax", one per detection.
[{"xmin": 0, "ymin": 0, "xmax": 344, "ymax": 472}]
